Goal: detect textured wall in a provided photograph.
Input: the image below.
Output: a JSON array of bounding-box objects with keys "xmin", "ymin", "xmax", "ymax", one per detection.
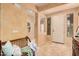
[{"xmin": 0, "ymin": 3, "xmax": 37, "ymax": 42}]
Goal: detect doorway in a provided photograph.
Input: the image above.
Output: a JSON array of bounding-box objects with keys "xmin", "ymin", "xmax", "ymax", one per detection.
[{"xmin": 51, "ymin": 14, "xmax": 65, "ymax": 43}]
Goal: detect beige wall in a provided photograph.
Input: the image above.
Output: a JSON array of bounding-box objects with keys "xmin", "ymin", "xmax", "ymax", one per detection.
[
  {"xmin": 0, "ymin": 3, "xmax": 37, "ymax": 42},
  {"xmin": 78, "ymin": 14, "xmax": 79, "ymax": 26},
  {"xmin": 78, "ymin": 8, "xmax": 79, "ymax": 26}
]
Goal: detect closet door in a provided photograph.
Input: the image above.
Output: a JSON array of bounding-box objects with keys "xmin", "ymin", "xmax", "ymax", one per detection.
[{"xmin": 51, "ymin": 14, "xmax": 65, "ymax": 43}]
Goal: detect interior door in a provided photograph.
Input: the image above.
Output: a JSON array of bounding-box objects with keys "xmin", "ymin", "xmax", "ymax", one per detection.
[{"xmin": 51, "ymin": 14, "xmax": 64, "ymax": 43}]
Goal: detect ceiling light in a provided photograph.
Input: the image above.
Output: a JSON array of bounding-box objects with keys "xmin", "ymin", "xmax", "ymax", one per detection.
[{"xmin": 14, "ymin": 3, "xmax": 21, "ymax": 8}]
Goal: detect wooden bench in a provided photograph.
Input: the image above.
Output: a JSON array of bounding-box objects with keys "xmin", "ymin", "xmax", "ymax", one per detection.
[{"xmin": 0, "ymin": 36, "xmax": 31, "ymax": 56}]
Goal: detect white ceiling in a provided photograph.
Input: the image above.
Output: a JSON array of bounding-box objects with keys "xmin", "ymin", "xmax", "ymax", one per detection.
[{"xmin": 40, "ymin": 3, "xmax": 79, "ymax": 15}]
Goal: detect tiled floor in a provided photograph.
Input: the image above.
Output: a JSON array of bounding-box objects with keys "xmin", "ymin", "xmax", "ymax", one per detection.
[{"xmin": 36, "ymin": 41, "xmax": 72, "ymax": 56}]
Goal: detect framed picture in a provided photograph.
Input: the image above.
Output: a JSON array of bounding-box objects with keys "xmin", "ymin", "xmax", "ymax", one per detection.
[{"xmin": 27, "ymin": 22, "xmax": 31, "ymax": 32}]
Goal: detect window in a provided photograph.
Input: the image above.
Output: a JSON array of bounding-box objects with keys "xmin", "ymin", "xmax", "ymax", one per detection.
[
  {"xmin": 67, "ymin": 13, "xmax": 73, "ymax": 37},
  {"xmin": 47, "ymin": 17, "xmax": 51, "ymax": 35}
]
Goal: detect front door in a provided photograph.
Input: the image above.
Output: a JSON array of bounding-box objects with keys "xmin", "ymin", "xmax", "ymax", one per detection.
[{"xmin": 51, "ymin": 14, "xmax": 65, "ymax": 43}]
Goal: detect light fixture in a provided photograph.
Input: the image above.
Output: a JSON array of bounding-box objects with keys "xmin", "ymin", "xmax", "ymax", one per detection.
[
  {"xmin": 14, "ymin": 3, "xmax": 21, "ymax": 8},
  {"xmin": 25, "ymin": 9, "xmax": 35, "ymax": 16}
]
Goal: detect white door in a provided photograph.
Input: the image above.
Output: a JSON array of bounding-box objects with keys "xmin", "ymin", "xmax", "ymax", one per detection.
[{"xmin": 51, "ymin": 14, "xmax": 64, "ymax": 43}]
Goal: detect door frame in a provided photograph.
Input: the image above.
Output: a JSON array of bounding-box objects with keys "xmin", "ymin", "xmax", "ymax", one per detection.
[
  {"xmin": 50, "ymin": 7, "xmax": 78, "ymax": 45},
  {"xmin": 51, "ymin": 13, "xmax": 65, "ymax": 44}
]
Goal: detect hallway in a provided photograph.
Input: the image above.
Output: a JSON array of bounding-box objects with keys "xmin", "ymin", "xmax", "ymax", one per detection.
[
  {"xmin": 0, "ymin": 3, "xmax": 79, "ymax": 56},
  {"xmin": 36, "ymin": 41, "xmax": 72, "ymax": 56}
]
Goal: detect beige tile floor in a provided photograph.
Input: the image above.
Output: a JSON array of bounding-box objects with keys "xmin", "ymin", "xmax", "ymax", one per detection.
[{"xmin": 36, "ymin": 41, "xmax": 72, "ymax": 56}]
